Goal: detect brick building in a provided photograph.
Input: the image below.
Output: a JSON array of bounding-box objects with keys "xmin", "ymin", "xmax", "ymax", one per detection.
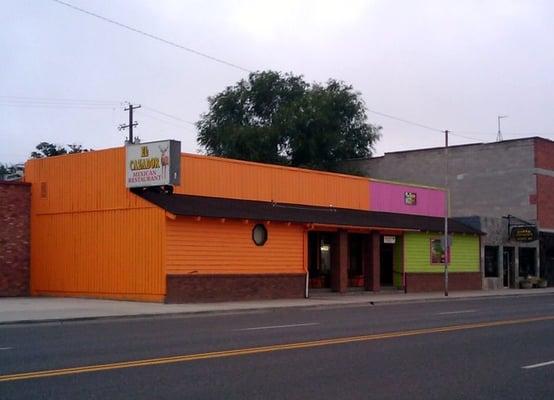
[
  {"xmin": 350, "ymin": 137, "xmax": 554, "ymax": 288},
  {"xmin": 0, "ymin": 181, "xmax": 31, "ymax": 296}
]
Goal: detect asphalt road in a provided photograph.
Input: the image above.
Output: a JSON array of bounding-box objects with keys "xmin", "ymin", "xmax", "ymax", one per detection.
[{"xmin": 1, "ymin": 294, "xmax": 554, "ymax": 399}]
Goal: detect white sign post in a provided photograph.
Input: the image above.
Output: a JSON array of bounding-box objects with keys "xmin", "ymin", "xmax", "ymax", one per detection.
[{"xmin": 125, "ymin": 140, "xmax": 181, "ymax": 188}]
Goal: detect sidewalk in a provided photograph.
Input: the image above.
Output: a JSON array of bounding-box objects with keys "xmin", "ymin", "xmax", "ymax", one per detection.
[{"xmin": 2, "ymin": 288, "xmax": 554, "ymax": 325}]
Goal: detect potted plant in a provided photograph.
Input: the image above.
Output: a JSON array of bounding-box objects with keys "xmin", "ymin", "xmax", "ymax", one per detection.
[
  {"xmin": 519, "ymin": 278, "xmax": 533, "ymax": 289},
  {"xmin": 538, "ymin": 278, "xmax": 548, "ymax": 288}
]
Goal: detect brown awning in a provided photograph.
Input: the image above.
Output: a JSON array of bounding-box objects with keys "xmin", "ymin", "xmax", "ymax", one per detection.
[{"xmin": 136, "ymin": 190, "xmax": 482, "ymax": 235}]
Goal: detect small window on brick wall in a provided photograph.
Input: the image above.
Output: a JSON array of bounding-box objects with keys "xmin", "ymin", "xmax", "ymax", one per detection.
[{"xmin": 484, "ymin": 246, "xmax": 499, "ymax": 277}]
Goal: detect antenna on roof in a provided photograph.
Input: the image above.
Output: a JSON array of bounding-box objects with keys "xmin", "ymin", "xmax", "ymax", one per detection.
[{"xmin": 497, "ymin": 115, "xmax": 508, "ymax": 142}]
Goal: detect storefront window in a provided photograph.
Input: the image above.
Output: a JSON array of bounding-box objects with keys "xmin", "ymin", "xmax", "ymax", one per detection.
[
  {"xmin": 430, "ymin": 238, "xmax": 450, "ymax": 264},
  {"xmin": 484, "ymin": 246, "xmax": 499, "ymax": 277},
  {"xmin": 519, "ymin": 247, "xmax": 536, "ymax": 277}
]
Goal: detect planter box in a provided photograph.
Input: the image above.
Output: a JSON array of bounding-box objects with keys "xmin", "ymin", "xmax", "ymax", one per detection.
[
  {"xmin": 348, "ymin": 276, "xmax": 365, "ymax": 287},
  {"xmin": 520, "ymin": 280, "xmax": 533, "ymax": 289},
  {"xmin": 309, "ymin": 277, "xmax": 327, "ymax": 288}
]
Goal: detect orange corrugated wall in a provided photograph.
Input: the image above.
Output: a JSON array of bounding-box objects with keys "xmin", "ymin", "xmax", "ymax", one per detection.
[
  {"xmin": 175, "ymin": 154, "xmax": 371, "ymax": 210},
  {"xmin": 25, "ymin": 148, "xmax": 166, "ymax": 301},
  {"xmin": 25, "ymin": 147, "xmax": 371, "ymax": 299},
  {"xmin": 166, "ymin": 217, "xmax": 305, "ymax": 275}
]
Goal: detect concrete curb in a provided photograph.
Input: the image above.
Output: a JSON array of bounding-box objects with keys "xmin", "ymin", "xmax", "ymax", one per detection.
[{"xmin": 2, "ymin": 290, "xmax": 553, "ymax": 326}]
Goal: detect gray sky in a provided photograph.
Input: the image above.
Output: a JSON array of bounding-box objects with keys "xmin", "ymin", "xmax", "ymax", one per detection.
[{"xmin": 2, "ymin": 0, "xmax": 553, "ymax": 164}]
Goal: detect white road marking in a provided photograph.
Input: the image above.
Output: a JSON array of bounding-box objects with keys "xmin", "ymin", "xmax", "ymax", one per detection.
[
  {"xmin": 0, "ymin": 347, "xmax": 12, "ymax": 351},
  {"xmin": 236, "ymin": 323, "xmax": 319, "ymax": 331},
  {"xmin": 437, "ymin": 309, "xmax": 477, "ymax": 315},
  {"xmin": 522, "ymin": 360, "xmax": 554, "ymax": 370}
]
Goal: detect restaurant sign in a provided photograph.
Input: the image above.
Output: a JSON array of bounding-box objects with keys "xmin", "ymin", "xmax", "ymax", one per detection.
[
  {"xmin": 404, "ymin": 191, "xmax": 417, "ymax": 205},
  {"xmin": 125, "ymin": 140, "xmax": 181, "ymax": 188},
  {"xmin": 510, "ymin": 226, "xmax": 538, "ymax": 242}
]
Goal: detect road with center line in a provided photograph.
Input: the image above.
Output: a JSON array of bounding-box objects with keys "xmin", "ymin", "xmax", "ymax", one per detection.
[{"xmin": 1, "ymin": 294, "xmax": 554, "ymax": 399}]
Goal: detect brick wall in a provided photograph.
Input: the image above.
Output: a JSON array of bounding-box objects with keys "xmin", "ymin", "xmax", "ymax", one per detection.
[
  {"xmin": 535, "ymin": 139, "xmax": 554, "ymax": 230},
  {"xmin": 535, "ymin": 137, "xmax": 554, "ymax": 170},
  {"xmin": 166, "ymin": 273, "xmax": 306, "ymax": 303},
  {"xmin": 0, "ymin": 182, "xmax": 31, "ymax": 296},
  {"xmin": 537, "ymin": 175, "xmax": 554, "ymax": 230}
]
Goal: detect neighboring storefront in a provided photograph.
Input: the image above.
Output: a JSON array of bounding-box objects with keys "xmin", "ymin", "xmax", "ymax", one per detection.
[
  {"xmin": 23, "ymin": 142, "xmax": 482, "ymax": 302},
  {"xmin": 348, "ymin": 137, "xmax": 554, "ymax": 288},
  {"xmin": 457, "ymin": 215, "xmax": 541, "ymax": 289}
]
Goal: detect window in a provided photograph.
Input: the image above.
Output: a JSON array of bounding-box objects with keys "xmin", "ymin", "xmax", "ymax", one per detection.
[
  {"xmin": 519, "ymin": 247, "xmax": 536, "ymax": 277},
  {"xmin": 430, "ymin": 238, "xmax": 450, "ymax": 264},
  {"xmin": 484, "ymin": 246, "xmax": 499, "ymax": 277},
  {"xmin": 252, "ymin": 224, "xmax": 268, "ymax": 246}
]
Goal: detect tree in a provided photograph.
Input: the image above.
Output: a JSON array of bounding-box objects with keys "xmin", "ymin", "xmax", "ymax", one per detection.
[
  {"xmin": 30, "ymin": 142, "xmax": 67, "ymax": 158},
  {"xmin": 0, "ymin": 163, "xmax": 24, "ymax": 180},
  {"xmin": 197, "ymin": 71, "xmax": 381, "ymax": 172},
  {"xmin": 30, "ymin": 142, "xmax": 89, "ymax": 159}
]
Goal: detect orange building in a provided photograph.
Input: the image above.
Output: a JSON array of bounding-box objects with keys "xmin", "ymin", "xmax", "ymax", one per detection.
[{"xmin": 24, "ymin": 143, "xmax": 482, "ymax": 302}]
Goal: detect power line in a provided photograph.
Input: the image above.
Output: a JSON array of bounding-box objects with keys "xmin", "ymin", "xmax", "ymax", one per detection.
[
  {"xmin": 141, "ymin": 111, "xmax": 196, "ymax": 132},
  {"xmin": 448, "ymin": 131, "xmax": 485, "ymax": 142},
  {"xmin": 0, "ymin": 102, "xmax": 116, "ymax": 110},
  {"xmin": 50, "ymin": 0, "xmax": 252, "ymax": 73},
  {"xmin": 366, "ymin": 108, "xmax": 444, "ymax": 133},
  {"xmin": 142, "ymin": 106, "xmax": 196, "ymax": 126},
  {"xmin": 366, "ymin": 107, "xmax": 484, "ymax": 142},
  {"xmin": 0, "ymin": 95, "xmax": 121, "ymax": 105}
]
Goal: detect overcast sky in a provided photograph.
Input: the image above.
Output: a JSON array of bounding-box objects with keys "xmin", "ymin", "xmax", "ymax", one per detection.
[{"xmin": 2, "ymin": 0, "xmax": 553, "ymax": 163}]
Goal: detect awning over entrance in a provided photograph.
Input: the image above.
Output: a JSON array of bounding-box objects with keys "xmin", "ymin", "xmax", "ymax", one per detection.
[{"xmin": 136, "ymin": 191, "xmax": 482, "ymax": 234}]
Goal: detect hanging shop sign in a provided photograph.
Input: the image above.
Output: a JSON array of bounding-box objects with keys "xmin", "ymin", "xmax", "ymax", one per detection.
[
  {"xmin": 510, "ymin": 226, "xmax": 538, "ymax": 242},
  {"xmin": 125, "ymin": 140, "xmax": 181, "ymax": 188},
  {"xmin": 404, "ymin": 192, "xmax": 417, "ymax": 205}
]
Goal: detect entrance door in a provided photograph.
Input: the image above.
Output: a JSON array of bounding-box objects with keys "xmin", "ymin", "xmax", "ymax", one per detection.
[
  {"xmin": 308, "ymin": 232, "xmax": 333, "ymax": 288},
  {"xmin": 519, "ymin": 247, "xmax": 536, "ymax": 278},
  {"xmin": 348, "ymin": 234, "xmax": 364, "ymax": 287},
  {"xmin": 380, "ymin": 243, "xmax": 394, "ymax": 286},
  {"xmin": 503, "ymin": 247, "xmax": 515, "ymax": 288}
]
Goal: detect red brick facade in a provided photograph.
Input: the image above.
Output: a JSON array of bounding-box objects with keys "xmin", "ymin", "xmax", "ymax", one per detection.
[
  {"xmin": 535, "ymin": 137, "xmax": 554, "ymax": 170},
  {"xmin": 537, "ymin": 175, "xmax": 554, "ymax": 230},
  {"xmin": 166, "ymin": 273, "xmax": 306, "ymax": 303},
  {"xmin": 535, "ymin": 138, "xmax": 554, "ymax": 230},
  {"xmin": 405, "ymin": 272, "xmax": 482, "ymax": 292},
  {"xmin": 0, "ymin": 182, "xmax": 31, "ymax": 296}
]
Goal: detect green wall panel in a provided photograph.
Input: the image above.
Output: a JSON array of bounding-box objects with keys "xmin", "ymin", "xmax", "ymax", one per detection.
[
  {"xmin": 393, "ymin": 236, "xmax": 403, "ymax": 288},
  {"xmin": 404, "ymin": 232, "xmax": 480, "ymax": 273}
]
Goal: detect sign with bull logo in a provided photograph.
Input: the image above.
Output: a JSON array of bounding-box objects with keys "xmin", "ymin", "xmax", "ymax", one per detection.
[{"xmin": 125, "ymin": 140, "xmax": 181, "ymax": 188}]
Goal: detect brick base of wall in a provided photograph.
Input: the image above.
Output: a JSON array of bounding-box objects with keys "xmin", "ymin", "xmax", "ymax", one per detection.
[
  {"xmin": 165, "ymin": 273, "xmax": 306, "ymax": 303},
  {"xmin": 0, "ymin": 182, "xmax": 31, "ymax": 297},
  {"xmin": 405, "ymin": 272, "xmax": 482, "ymax": 292}
]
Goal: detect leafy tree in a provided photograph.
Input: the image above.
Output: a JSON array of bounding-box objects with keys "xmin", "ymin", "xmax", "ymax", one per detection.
[
  {"xmin": 67, "ymin": 144, "xmax": 89, "ymax": 154},
  {"xmin": 30, "ymin": 142, "xmax": 89, "ymax": 159},
  {"xmin": 0, "ymin": 163, "xmax": 24, "ymax": 180},
  {"xmin": 30, "ymin": 142, "xmax": 67, "ymax": 158},
  {"xmin": 197, "ymin": 71, "xmax": 381, "ymax": 172}
]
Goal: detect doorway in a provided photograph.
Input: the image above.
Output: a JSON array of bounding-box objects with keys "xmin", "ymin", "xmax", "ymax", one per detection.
[
  {"xmin": 380, "ymin": 241, "xmax": 394, "ymax": 287},
  {"xmin": 519, "ymin": 247, "xmax": 537, "ymax": 277},
  {"xmin": 348, "ymin": 234, "xmax": 364, "ymax": 287},
  {"xmin": 308, "ymin": 232, "xmax": 334, "ymax": 288},
  {"xmin": 503, "ymin": 247, "xmax": 515, "ymax": 288}
]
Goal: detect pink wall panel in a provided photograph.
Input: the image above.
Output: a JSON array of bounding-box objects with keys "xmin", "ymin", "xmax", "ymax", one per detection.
[{"xmin": 370, "ymin": 181, "xmax": 446, "ymax": 217}]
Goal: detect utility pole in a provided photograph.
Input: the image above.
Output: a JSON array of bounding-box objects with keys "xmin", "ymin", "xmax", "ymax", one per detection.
[
  {"xmin": 497, "ymin": 115, "xmax": 507, "ymax": 142},
  {"xmin": 119, "ymin": 103, "xmax": 141, "ymax": 144},
  {"xmin": 444, "ymin": 129, "xmax": 449, "ymax": 297}
]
